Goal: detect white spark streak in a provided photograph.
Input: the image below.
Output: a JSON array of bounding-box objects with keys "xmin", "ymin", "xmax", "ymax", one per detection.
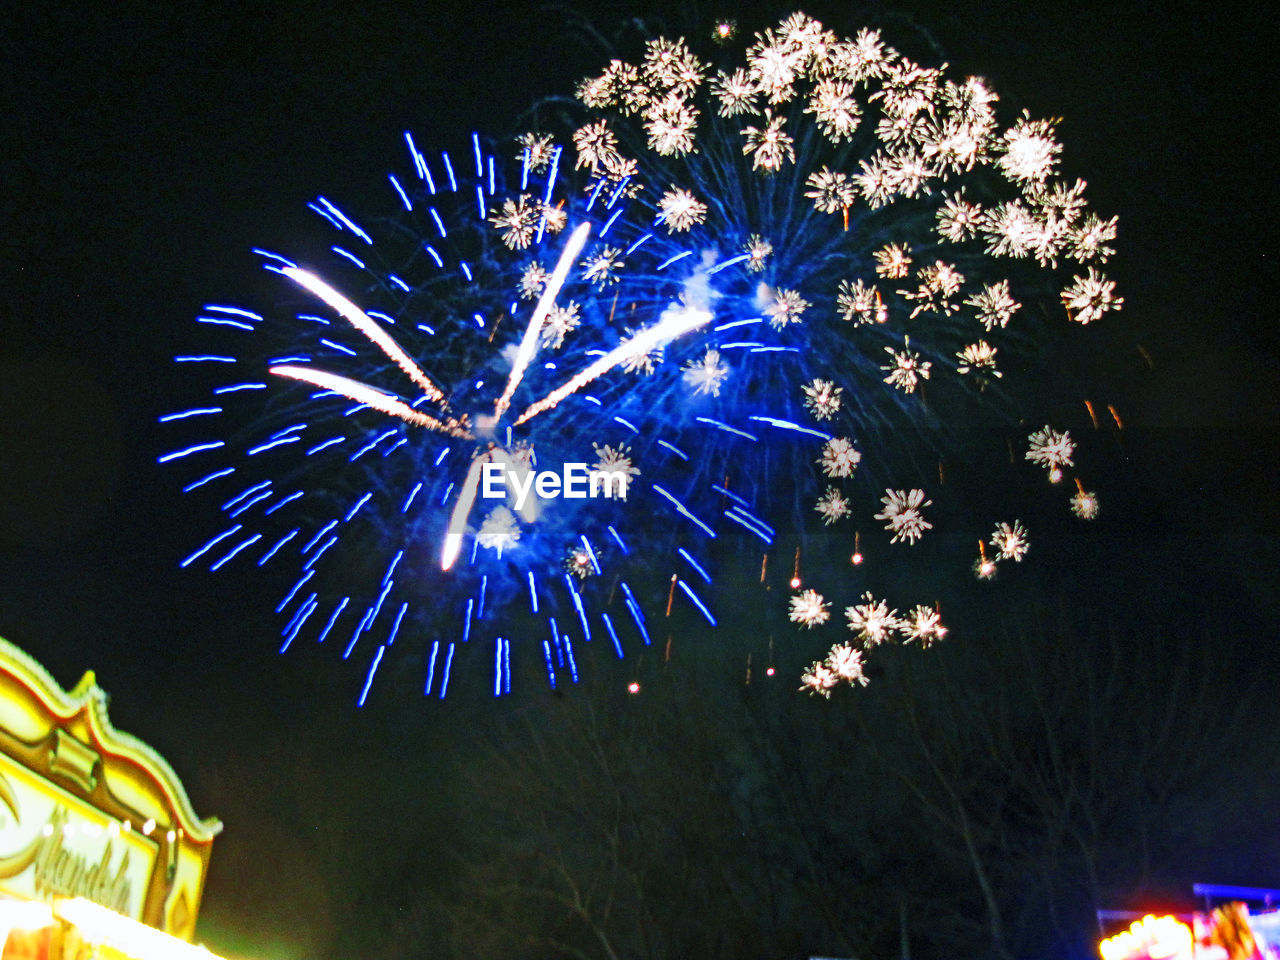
[
  {"xmin": 513, "ymin": 304, "xmax": 713, "ymax": 426},
  {"xmin": 268, "ymin": 365, "xmax": 471, "ymax": 438},
  {"xmin": 492, "ymin": 221, "xmax": 592, "ymax": 420},
  {"xmin": 282, "ymin": 267, "xmax": 447, "ymax": 405},
  {"xmin": 441, "ymin": 452, "xmax": 489, "ymax": 571}
]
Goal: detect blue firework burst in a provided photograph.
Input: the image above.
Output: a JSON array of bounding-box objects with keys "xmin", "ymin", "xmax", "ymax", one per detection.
[{"xmin": 162, "ymin": 12, "xmax": 1121, "ymax": 702}]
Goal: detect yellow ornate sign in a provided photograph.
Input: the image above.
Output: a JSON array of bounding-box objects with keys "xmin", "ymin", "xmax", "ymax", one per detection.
[
  {"xmin": 0, "ymin": 754, "xmax": 157, "ymax": 916},
  {"xmin": 0, "ymin": 637, "xmax": 220, "ymax": 942}
]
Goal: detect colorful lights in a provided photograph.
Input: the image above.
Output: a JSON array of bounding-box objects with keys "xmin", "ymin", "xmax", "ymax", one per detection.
[
  {"xmin": 54, "ymin": 899, "xmax": 218, "ymax": 960},
  {"xmin": 1098, "ymin": 915, "xmax": 1192, "ymax": 960}
]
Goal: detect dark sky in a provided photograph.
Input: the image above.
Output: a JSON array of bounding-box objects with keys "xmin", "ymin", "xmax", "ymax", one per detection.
[{"xmin": 1, "ymin": 1, "xmax": 1277, "ymax": 956}]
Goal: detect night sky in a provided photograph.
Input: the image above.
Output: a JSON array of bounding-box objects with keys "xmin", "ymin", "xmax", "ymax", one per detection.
[{"xmin": 2, "ymin": 1, "xmax": 1278, "ymax": 957}]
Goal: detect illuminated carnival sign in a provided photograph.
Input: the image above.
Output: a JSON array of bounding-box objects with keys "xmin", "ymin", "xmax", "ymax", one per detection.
[
  {"xmin": 0, "ymin": 637, "xmax": 220, "ymax": 942},
  {"xmin": 0, "ymin": 753, "xmax": 155, "ymax": 916}
]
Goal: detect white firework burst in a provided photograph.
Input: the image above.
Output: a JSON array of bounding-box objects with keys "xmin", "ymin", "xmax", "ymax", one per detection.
[
  {"xmin": 818, "ymin": 437, "xmax": 861, "ymax": 478},
  {"xmin": 518, "ymin": 261, "xmax": 549, "ymax": 300},
  {"xmin": 1070, "ymin": 487, "xmax": 1100, "ymax": 519},
  {"xmin": 802, "ymin": 378, "xmax": 843, "ymax": 420},
  {"xmin": 477, "ymin": 507, "xmax": 521, "ymax": 556},
  {"xmin": 644, "ymin": 92, "xmax": 699, "ymax": 156},
  {"xmin": 855, "ymin": 155, "xmax": 899, "ymax": 207},
  {"xmin": 710, "ymin": 19, "xmax": 737, "ymax": 44},
  {"xmin": 998, "ymin": 113, "xmax": 1061, "ymax": 184},
  {"xmin": 538, "ymin": 200, "xmax": 568, "ymax": 235},
  {"xmin": 825, "ymin": 643, "xmax": 869, "ymax": 686},
  {"xmin": 890, "ymin": 151, "xmax": 934, "ymax": 199},
  {"xmin": 642, "ymin": 36, "xmax": 705, "ymax": 97},
  {"xmin": 711, "ymin": 67, "xmax": 758, "ymax": 117},
  {"xmin": 836, "ymin": 278, "xmax": 884, "ymax": 324},
  {"xmin": 592, "ymin": 443, "xmax": 639, "ymax": 496},
  {"xmin": 741, "ymin": 110, "xmax": 796, "ymax": 172},
  {"xmin": 656, "ymin": 187, "xmax": 708, "ymax": 232},
  {"xmin": 1070, "ymin": 213, "xmax": 1119, "ymax": 264},
  {"xmin": 875, "ymin": 488, "xmax": 933, "ymax": 544},
  {"xmin": 806, "ymin": 80, "xmax": 862, "ymax": 141},
  {"xmin": 682, "ymin": 348, "xmax": 729, "ymax": 396},
  {"xmin": 832, "ymin": 27, "xmax": 893, "ymax": 83},
  {"xmin": 540, "ymin": 301, "xmax": 581, "ymax": 349},
  {"xmin": 515, "ymin": 131, "xmax": 557, "ymax": 172},
  {"xmin": 789, "ymin": 588, "xmax": 831, "ymax": 628},
  {"xmin": 800, "ymin": 660, "xmax": 838, "ymax": 698},
  {"xmin": 903, "ymin": 605, "xmax": 947, "ymax": 647},
  {"xmin": 576, "ymin": 67, "xmax": 619, "ymax": 109},
  {"xmin": 744, "ymin": 234, "xmax": 773, "ymax": 272},
  {"xmin": 873, "ymin": 242, "xmax": 912, "ymax": 279},
  {"xmin": 572, "ymin": 120, "xmax": 621, "ymax": 174},
  {"xmin": 1035, "ymin": 178, "xmax": 1089, "ymax": 226},
  {"xmin": 991, "ymin": 520, "xmax": 1030, "ymax": 561},
  {"xmin": 900, "ymin": 260, "xmax": 965, "ymax": 318},
  {"xmin": 804, "ymin": 166, "xmax": 857, "ymax": 213},
  {"xmin": 765, "ymin": 287, "xmax": 809, "ymax": 329},
  {"xmin": 583, "ymin": 57, "xmax": 634, "ymax": 102},
  {"xmin": 844, "ymin": 592, "xmax": 903, "ymax": 646},
  {"xmin": 935, "ymin": 193, "xmax": 983, "ymax": 242},
  {"xmin": 1061, "ymin": 267, "xmax": 1123, "ymax": 324},
  {"xmin": 882, "ymin": 340, "xmax": 931, "ymax": 393},
  {"xmin": 775, "ymin": 12, "xmax": 836, "ymax": 64},
  {"xmin": 564, "ymin": 543, "xmax": 597, "ymax": 579},
  {"xmin": 944, "ymin": 74, "xmax": 999, "ymax": 123},
  {"xmin": 923, "ymin": 258, "xmax": 965, "ymax": 295},
  {"xmin": 965, "ymin": 279, "xmax": 1021, "ymax": 330},
  {"xmin": 814, "ymin": 486, "xmax": 851, "ymax": 524},
  {"xmin": 873, "ymin": 58, "xmax": 944, "ymax": 119},
  {"xmin": 981, "ymin": 199, "xmax": 1042, "ymax": 259},
  {"xmin": 489, "ymin": 195, "xmax": 539, "ymax": 250},
  {"xmin": 747, "ymin": 35, "xmax": 803, "ymax": 104},
  {"xmin": 956, "ymin": 341, "xmax": 1002, "ymax": 380},
  {"xmin": 1026, "ymin": 426, "xmax": 1074, "ymax": 481},
  {"xmin": 581, "ymin": 246, "xmax": 625, "ymax": 287}
]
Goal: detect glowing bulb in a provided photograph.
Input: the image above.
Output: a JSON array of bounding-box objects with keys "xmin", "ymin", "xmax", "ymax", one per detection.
[{"xmin": 765, "ymin": 666, "xmax": 775, "ymax": 677}]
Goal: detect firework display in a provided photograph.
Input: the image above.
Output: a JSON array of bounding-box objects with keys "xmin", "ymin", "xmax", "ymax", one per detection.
[{"xmin": 161, "ymin": 12, "xmax": 1120, "ymax": 702}]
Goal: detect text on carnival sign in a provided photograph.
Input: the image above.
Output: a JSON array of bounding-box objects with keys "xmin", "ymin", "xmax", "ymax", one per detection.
[{"xmin": 0, "ymin": 751, "xmax": 156, "ymax": 918}]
